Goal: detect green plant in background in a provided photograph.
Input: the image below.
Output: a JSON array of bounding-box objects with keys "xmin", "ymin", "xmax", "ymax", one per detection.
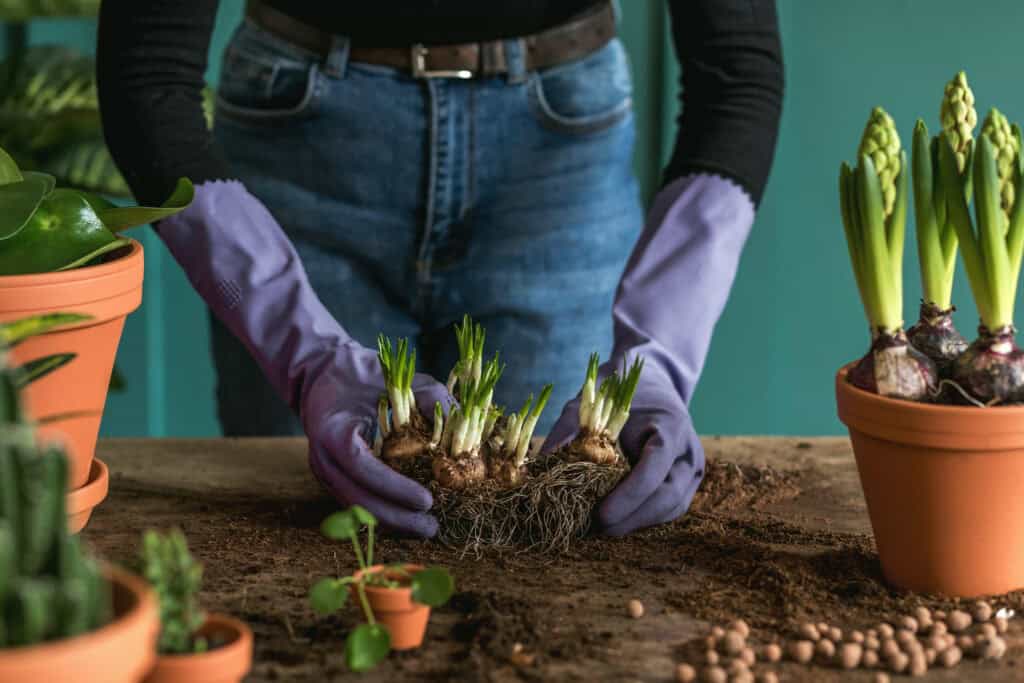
[
  {"xmin": 0, "ymin": 318, "xmax": 111, "ymax": 647},
  {"xmin": 0, "ymin": 0, "xmax": 98, "ymax": 20},
  {"xmin": 0, "ymin": 145, "xmax": 193, "ymax": 275},
  {"xmin": 0, "ymin": 312, "xmax": 88, "ymax": 388},
  {"xmin": 136, "ymin": 528, "xmax": 208, "ymax": 654},
  {"xmin": 308, "ymin": 505, "xmax": 455, "ymax": 672}
]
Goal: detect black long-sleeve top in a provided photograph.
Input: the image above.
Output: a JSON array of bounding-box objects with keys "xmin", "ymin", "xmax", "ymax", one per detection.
[{"xmin": 96, "ymin": 1, "xmax": 784, "ymax": 207}]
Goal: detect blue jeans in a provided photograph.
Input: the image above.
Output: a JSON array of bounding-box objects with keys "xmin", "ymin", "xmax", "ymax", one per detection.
[{"xmin": 209, "ymin": 19, "xmax": 642, "ymax": 437}]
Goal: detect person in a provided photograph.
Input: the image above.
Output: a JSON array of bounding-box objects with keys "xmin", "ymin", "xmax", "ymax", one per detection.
[{"xmin": 96, "ymin": 0, "xmax": 783, "ymax": 537}]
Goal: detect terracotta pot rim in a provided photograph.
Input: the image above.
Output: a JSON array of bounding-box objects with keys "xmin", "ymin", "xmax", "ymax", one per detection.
[
  {"xmin": 0, "ymin": 563, "xmax": 155, "ymax": 660},
  {"xmin": 837, "ymin": 363, "xmax": 1024, "ymax": 416},
  {"xmin": 66, "ymin": 457, "xmax": 109, "ymax": 515},
  {"xmin": 353, "ymin": 563, "xmax": 424, "ymax": 596},
  {"xmin": 0, "ymin": 240, "xmax": 142, "ymax": 288},
  {"xmin": 150, "ymin": 613, "xmax": 253, "ymax": 670}
]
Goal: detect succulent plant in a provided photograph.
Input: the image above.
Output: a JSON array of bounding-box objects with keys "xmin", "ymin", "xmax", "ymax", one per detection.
[
  {"xmin": 0, "ymin": 317, "xmax": 111, "ymax": 648},
  {"xmin": 136, "ymin": 529, "xmax": 208, "ymax": 655}
]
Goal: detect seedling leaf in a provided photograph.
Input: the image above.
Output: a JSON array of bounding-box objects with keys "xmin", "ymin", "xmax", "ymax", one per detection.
[
  {"xmin": 0, "ymin": 147, "xmax": 22, "ymax": 184},
  {"xmin": 411, "ymin": 567, "xmax": 454, "ymax": 607},
  {"xmin": 320, "ymin": 510, "xmax": 357, "ymax": 540},
  {"xmin": 309, "ymin": 578, "xmax": 348, "ymax": 615},
  {"xmin": 0, "ymin": 313, "xmax": 90, "ymax": 348},
  {"xmin": 15, "ymin": 354, "xmax": 75, "ymax": 387},
  {"xmin": 0, "ymin": 174, "xmax": 51, "ymax": 240},
  {"xmin": 350, "ymin": 505, "xmax": 376, "ymax": 528},
  {"xmin": 345, "ymin": 623, "xmax": 390, "ymax": 672},
  {"xmin": 97, "ymin": 177, "xmax": 194, "ymax": 232}
]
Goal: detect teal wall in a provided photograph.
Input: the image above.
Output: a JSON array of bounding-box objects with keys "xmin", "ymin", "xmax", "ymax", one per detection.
[{"xmin": 18, "ymin": 1, "xmax": 1024, "ymax": 436}]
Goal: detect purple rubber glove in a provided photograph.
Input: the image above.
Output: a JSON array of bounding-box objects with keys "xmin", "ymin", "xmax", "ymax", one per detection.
[
  {"xmin": 154, "ymin": 180, "xmax": 452, "ymax": 537},
  {"xmin": 543, "ymin": 174, "xmax": 756, "ymax": 535}
]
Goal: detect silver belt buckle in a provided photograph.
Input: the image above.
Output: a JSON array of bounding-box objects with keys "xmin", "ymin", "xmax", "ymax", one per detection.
[{"xmin": 410, "ymin": 44, "xmax": 473, "ymax": 79}]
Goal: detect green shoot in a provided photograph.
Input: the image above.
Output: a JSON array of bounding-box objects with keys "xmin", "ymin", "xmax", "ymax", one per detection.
[
  {"xmin": 446, "ymin": 354, "xmax": 504, "ymax": 456},
  {"xmin": 377, "ymin": 335, "xmax": 416, "ymax": 431},
  {"xmin": 839, "ymin": 107, "xmax": 908, "ymax": 335},
  {"xmin": 498, "ymin": 384, "xmax": 553, "ymax": 467},
  {"xmin": 578, "ymin": 355, "xmax": 643, "ymax": 440},
  {"xmin": 309, "ymin": 506, "xmax": 455, "ymax": 672},
  {"xmin": 449, "ymin": 315, "xmax": 486, "ymax": 401},
  {"xmin": 939, "ymin": 109, "xmax": 1024, "ymax": 332}
]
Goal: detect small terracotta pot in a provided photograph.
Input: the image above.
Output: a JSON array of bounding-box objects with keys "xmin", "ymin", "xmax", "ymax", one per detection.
[
  {"xmin": 143, "ymin": 614, "xmax": 253, "ymax": 683},
  {"xmin": 67, "ymin": 457, "xmax": 110, "ymax": 534},
  {"xmin": 836, "ymin": 365, "xmax": 1024, "ymax": 597},
  {"xmin": 0, "ymin": 240, "xmax": 144, "ymax": 490},
  {"xmin": 0, "ymin": 564, "xmax": 159, "ymax": 682},
  {"xmin": 352, "ymin": 564, "xmax": 431, "ymax": 650}
]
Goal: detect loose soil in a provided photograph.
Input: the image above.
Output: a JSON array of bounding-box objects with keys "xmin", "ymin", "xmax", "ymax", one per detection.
[{"xmin": 85, "ymin": 437, "xmax": 1023, "ymax": 681}]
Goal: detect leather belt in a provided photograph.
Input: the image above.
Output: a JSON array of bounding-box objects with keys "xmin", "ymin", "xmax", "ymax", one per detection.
[{"xmin": 243, "ymin": 0, "xmax": 616, "ymax": 79}]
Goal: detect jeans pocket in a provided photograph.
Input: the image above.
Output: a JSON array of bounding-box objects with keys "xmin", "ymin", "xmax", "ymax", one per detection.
[
  {"xmin": 215, "ymin": 20, "xmax": 324, "ymax": 124},
  {"xmin": 528, "ymin": 38, "xmax": 633, "ymax": 136}
]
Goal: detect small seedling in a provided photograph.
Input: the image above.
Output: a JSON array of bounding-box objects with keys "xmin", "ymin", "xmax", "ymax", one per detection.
[
  {"xmin": 308, "ymin": 505, "xmax": 454, "ymax": 672},
  {"xmin": 137, "ymin": 529, "xmax": 208, "ymax": 654}
]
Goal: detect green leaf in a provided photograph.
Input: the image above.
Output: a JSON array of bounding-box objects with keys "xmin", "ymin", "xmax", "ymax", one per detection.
[
  {"xmin": 411, "ymin": 567, "xmax": 454, "ymax": 607},
  {"xmin": 0, "ymin": 173, "xmax": 51, "ymax": 240},
  {"xmin": 309, "ymin": 578, "xmax": 348, "ymax": 615},
  {"xmin": 55, "ymin": 237, "xmax": 131, "ymax": 271},
  {"xmin": 320, "ymin": 510, "xmax": 358, "ymax": 541},
  {"xmin": 79, "ymin": 191, "xmax": 116, "ymax": 216},
  {"xmin": 0, "ymin": 313, "xmax": 89, "ymax": 348},
  {"xmin": 96, "ymin": 178, "xmax": 194, "ymax": 232},
  {"xmin": 345, "ymin": 623, "xmax": 391, "ymax": 672},
  {"xmin": 350, "ymin": 505, "xmax": 377, "ymax": 528},
  {"xmin": 15, "ymin": 353, "xmax": 75, "ymax": 387},
  {"xmin": 0, "ymin": 146, "xmax": 22, "ymax": 184}
]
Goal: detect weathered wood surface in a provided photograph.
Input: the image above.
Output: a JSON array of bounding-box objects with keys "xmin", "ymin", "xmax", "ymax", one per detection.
[{"xmin": 83, "ymin": 437, "xmax": 1018, "ymax": 682}]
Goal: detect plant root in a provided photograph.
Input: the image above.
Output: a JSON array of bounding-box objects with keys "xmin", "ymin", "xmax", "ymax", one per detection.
[{"xmin": 427, "ymin": 449, "xmax": 628, "ymax": 556}]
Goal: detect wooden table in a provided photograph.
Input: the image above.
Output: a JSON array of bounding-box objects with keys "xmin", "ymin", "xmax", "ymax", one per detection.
[{"xmin": 83, "ymin": 437, "xmax": 1020, "ymax": 682}]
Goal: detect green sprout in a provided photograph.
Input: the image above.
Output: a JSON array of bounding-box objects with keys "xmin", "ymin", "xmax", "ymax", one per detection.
[
  {"xmin": 496, "ymin": 384, "xmax": 553, "ymax": 468},
  {"xmin": 137, "ymin": 529, "xmax": 208, "ymax": 654},
  {"xmin": 308, "ymin": 506, "xmax": 455, "ymax": 673},
  {"xmin": 376, "ymin": 335, "xmax": 417, "ymax": 434},
  {"xmin": 438, "ymin": 354, "xmax": 504, "ymax": 457},
  {"xmin": 839, "ymin": 106, "xmax": 909, "ymax": 337},
  {"xmin": 448, "ymin": 314, "xmax": 486, "ymax": 401},
  {"xmin": 578, "ymin": 354, "xmax": 643, "ymax": 441},
  {"xmin": 939, "ymin": 110, "xmax": 1024, "ymax": 334}
]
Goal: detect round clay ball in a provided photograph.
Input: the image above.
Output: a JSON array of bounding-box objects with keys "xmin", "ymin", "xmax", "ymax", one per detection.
[
  {"xmin": 933, "ymin": 611, "xmax": 947, "ymax": 621},
  {"xmin": 924, "ymin": 647, "xmax": 936, "ymax": 665},
  {"xmin": 722, "ymin": 631, "xmax": 745, "ymax": 655},
  {"xmin": 788, "ymin": 640, "xmax": 814, "ymax": 664},
  {"xmin": 798, "ymin": 623, "xmax": 820, "ymax": 641},
  {"xmin": 815, "ymin": 639, "xmax": 835, "ymax": 659},
  {"xmin": 756, "ymin": 673, "xmax": 778, "ymax": 683},
  {"xmin": 877, "ymin": 623, "xmax": 895, "ymax": 639},
  {"xmin": 981, "ymin": 636, "xmax": 1007, "ymax": 660},
  {"xmin": 828, "ymin": 627, "xmax": 842, "ymax": 643},
  {"xmin": 628, "ymin": 600, "xmax": 644, "ymax": 618},
  {"xmin": 712, "ymin": 626, "xmax": 726, "ymax": 639},
  {"xmin": 817, "ymin": 622, "xmax": 829, "ymax": 635},
  {"xmin": 701, "ymin": 666, "xmax": 727, "ymax": 683},
  {"xmin": 729, "ymin": 619, "xmax": 750, "ymax": 639},
  {"xmin": 913, "ymin": 606, "xmax": 932, "ymax": 628},
  {"xmin": 730, "ymin": 673, "xmax": 753, "ymax": 683},
  {"xmin": 880, "ymin": 639, "xmax": 901, "ymax": 659},
  {"xmin": 727, "ymin": 659, "xmax": 748, "ymax": 676},
  {"xmin": 940, "ymin": 646, "xmax": 962, "ymax": 668},
  {"xmin": 947, "ymin": 610, "xmax": 972, "ymax": 632},
  {"xmin": 995, "ymin": 616, "xmax": 1009, "ymax": 634},
  {"xmin": 705, "ymin": 650, "xmax": 720, "ymax": 665},
  {"xmin": 739, "ymin": 647, "xmax": 756, "ymax": 666},
  {"xmin": 896, "ymin": 629, "xmax": 916, "ymax": 646},
  {"xmin": 930, "ymin": 621, "xmax": 947, "ymax": 636},
  {"xmin": 850, "ymin": 630, "xmax": 865, "ymax": 644},
  {"xmin": 839, "ymin": 642, "xmax": 862, "ymax": 669},
  {"xmin": 862, "ymin": 650, "xmax": 879, "ymax": 668},
  {"xmin": 973, "ymin": 601, "xmax": 993, "ymax": 623},
  {"xmin": 676, "ymin": 663, "xmax": 697, "ymax": 683},
  {"xmin": 874, "ymin": 673, "xmax": 891, "ymax": 683},
  {"xmin": 908, "ymin": 650, "xmax": 927, "ymax": 677},
  {"xmin": 900, "ymin": 616, "xmax": 919, "ymax": 633},
  {"xmin": 888, "ymin": 652, "xmax": 909, "ymax": 674},
  {"xmin": 762, "ymin": 643, "xmax": 781, "ymax": 663}
]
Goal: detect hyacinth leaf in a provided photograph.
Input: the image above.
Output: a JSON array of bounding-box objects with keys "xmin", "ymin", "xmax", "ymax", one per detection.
[
  {"xmin": 95, "ymin": 177, "xmax": 194, "ymax": 232},
  {"xmin": 938, "ymin": 134, "xmax": 993, "ymax": 328},
  {"xmin": 975, "ymin": 136, "xmax": 1014, "ymax": 329},
  {"xmin": 913, "ymin": 121, "xmax": 946, "ymax": 307},
  {"xmin": 345, "ymin": 623, "xmax": 391, "ymax": 672},
  {"xmin": 888, "ymin": 150, "xmax": 908, "ymax": 306},
  {"xmin": 839, "ymin": 162, "xmax": 872, "ymax": 326},
  {"xmin": 410, "ymin": 567, "xmax": 454, "ymax": 607},
  {"xmin": 856, "ymin": 156, "xmax": 900, "ymax": 331},
  {"xmin": 0, "ymin": 312, "xmax": 89, "ymax": 348}
]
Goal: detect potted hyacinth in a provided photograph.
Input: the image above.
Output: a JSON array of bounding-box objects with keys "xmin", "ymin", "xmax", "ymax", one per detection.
[
  {"xmin": 0, "ymin": 145, "xmax": 192, "ymax": 501},
  {"xmin": 836, "ymin": 72, "xmax": 1024, "ymax": 598}
]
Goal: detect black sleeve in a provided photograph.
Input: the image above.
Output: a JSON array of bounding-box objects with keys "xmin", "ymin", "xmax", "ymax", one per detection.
[
  {"xmin": 96, "ymin": 0, "xmax": 231, "ymax": 205},
  {"xmin": 664, "ymin": 0, "xmax": 784, "ymax": 206}
]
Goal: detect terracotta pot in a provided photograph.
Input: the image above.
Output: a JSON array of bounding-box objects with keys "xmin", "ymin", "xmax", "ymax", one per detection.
[
  {"xmin": 67, "ymin": 457, "xmax": 110, "ymax": 534},
  {"xmin": 352, "ymin": 564, "xmax": 431, "ymax": 650},
  {"xmin": 0, "ymin": 564, "xmax": 159, "ymax": 682},
  {"xmin": 143, "ymin": 614, "xmax": 253, "ymax": 683},
  {"xmin": 836, "ymin": 365, "xmax": 1024, "ymax": 597},
  {"xmin": 0, "ymin": 240, "xmax": 144, "ymax": 490}
]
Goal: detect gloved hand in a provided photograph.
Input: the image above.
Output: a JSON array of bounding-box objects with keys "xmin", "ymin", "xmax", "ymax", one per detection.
[
  {"xmin": 154, "ymin": 180, "xmax": 451, "ymax": 537},
  {"xmin": 543, "ymin": 173, "xmax": 756, "ymax": 535}
]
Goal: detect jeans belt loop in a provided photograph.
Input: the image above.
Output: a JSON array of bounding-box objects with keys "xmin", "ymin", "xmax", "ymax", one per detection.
[
  {"xmin": 323, "ymin": 35, "xmax": 351, "ymax": 79},
  {"xmin": 503, "ymin": 38, "xmax": 528, "ymax": 84}
]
